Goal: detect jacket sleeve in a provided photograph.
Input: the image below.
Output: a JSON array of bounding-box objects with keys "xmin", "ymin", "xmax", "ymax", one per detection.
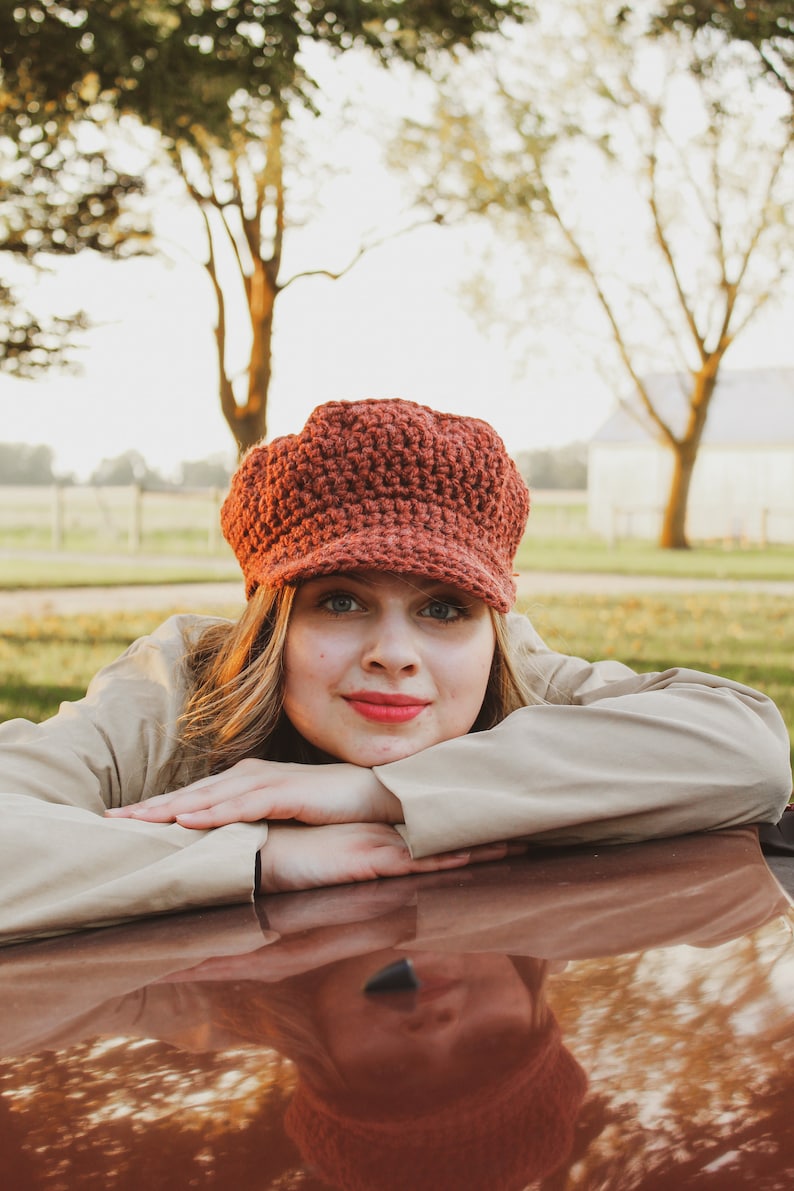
[
  {"xmin": 377, "ymin": 612, "xmax": 793, "ymax": 857},
  {"xmin": 0, "ymin": 615, "xmax": 268, "ymax": 945}
]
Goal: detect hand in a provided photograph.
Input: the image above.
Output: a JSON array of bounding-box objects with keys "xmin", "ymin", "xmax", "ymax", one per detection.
[
  {"xmin": 258, "ymin": 822, "xmax": 523, "ymax": 894},
  {"xmin": 105, "ymin": 758, "xmax": 402, "ymax": 829}
]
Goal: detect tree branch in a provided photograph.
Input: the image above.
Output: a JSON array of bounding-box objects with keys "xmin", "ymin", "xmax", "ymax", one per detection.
[
  {"xmin": 732, "ymin": 136, "xmax": 790, "ymax": 295},
  {"xmin": 193, "ymin": 199, "xmax": 237, "ymax": 428},
  {"xmin": 758, "ymin": 46, "xmax": 794, "ymax": 98},
  {"xmin": 541, "ymin": 178, "xmax": 678, "ymax": 447},
  {"xmin": 647, "ymin": 139, "xmax": 707, "ymax": 364},
  {"xmin": 624, "ymin": 280, "xmax": 692, "ymax": 372},
  {"xmin": 278, "ymin": 214, "xmax": 444, "ymax": 292}
]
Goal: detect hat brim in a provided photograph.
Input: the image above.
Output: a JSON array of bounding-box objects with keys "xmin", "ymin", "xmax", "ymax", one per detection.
[{"xmin": 244, "ymin": 527, "xmax": 516, "ymax": 613}]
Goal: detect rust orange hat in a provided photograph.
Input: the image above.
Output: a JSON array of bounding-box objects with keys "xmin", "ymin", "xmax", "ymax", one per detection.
[
  {"xmin": 285, "ymin": 1013, "xmax": 587, "ymax": 1191},
  {"xmin": 221, "ymin": 398, "xmax": 530, "ymax": 612}
]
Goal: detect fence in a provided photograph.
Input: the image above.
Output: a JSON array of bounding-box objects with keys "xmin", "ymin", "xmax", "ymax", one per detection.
[
  {"xmin": 600, "ymin": 503, "xmax": 794, "ymax": 547},
  {"xmin": 0, "ymin": 485, "xmax": 591, "ymax": 555},
  {"xmin": 0, "ymin": 485, "xmax": 229, "ymax": 556}
]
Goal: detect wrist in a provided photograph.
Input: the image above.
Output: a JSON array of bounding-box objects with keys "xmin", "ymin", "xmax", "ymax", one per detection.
[
  {"xmin": 376, "ymin": 778, "xmax": 404, "ymax": 823},
  {"xmin": 354, "ymin": 768, "xmax": 403, "ymax": 822},
  {"xmin": 257, "ymin": 834, "xmax": 277, "ymax": 894}
]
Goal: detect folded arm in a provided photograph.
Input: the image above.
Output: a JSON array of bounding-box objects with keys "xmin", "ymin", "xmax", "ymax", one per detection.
[{"xmin": 377, "ymin": 656, "xmax": 792, "ymax": 857}]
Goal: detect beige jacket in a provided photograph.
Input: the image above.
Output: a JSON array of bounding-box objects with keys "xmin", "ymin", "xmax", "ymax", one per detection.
[
  {"xmin": 0, "ymin": 613, "xmax": 790, "ymax": 944},
  {"xmin": 0, "ymin": 827, "xmax": 787, "ymax": 1060}
]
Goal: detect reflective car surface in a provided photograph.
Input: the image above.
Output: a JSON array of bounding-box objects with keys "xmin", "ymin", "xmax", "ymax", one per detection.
[{"xmin": 1, "ymin": 826, "xmax": 793, "ymax": 1190}]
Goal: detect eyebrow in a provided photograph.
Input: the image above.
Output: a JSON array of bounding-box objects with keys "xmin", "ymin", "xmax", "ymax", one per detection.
[{"xmin": 303, "ymin": 572, "xmax": 477, "ymax": 602}]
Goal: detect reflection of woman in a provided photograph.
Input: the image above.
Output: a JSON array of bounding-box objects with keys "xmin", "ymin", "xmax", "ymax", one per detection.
[
  {"xmin": 0, "ymin": 399, "xmax": 790, "ymax": 942},
  {"xmin": 1, "ymin": 829, "xmax": 790, "ymax": 1189},
  {"xmin": 212, "ymin": 951, "xmax": 587, "ymax": 1191}
]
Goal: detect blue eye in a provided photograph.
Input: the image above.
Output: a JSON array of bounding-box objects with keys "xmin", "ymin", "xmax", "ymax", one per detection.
[
  {"xmin": 322, "ymin": 593, "xmax": 360, "ymax": 614},
  {"xmin": 422, "ymin": 600, "xmax": 462, "ymax": 622}
]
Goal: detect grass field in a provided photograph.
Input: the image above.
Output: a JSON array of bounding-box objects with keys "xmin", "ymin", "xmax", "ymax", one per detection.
[
  {"xmin": 4, "ymin": 485, "xmax": 794, "ymax": 586},
  {"xmin": 2, "ymin": 593, "xmax": 792, "ymax": 767},
  {"xmin": 514, "ymin": 536, "xmax": 794, "ymax": 581},
  {"xmin": 4, "ymin": 539, "xmax": 794, "ymax": 589},
  {"xmin": 0, "ymin": 556, "xmax": 240, "ymax": 589}
]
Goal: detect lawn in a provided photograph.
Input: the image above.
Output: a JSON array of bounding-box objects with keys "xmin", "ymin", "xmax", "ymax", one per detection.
[
  {"xmin": 4, "ymin": 540, "xmax": 794, "ymax": 589},
  {"xmin": 2, "ymin": 594, "xmax": 792, "ymax": 768},
  {"xmin": 4, "ymin": 485, "xmax": 794, "ymax": 587},
  {"xmin": 514, "ymin": 536, "xmax": 794, "ymax": 581},
  {"xmin": 0, "ymin": 556, "xmax": 240, "ymax": 589}
]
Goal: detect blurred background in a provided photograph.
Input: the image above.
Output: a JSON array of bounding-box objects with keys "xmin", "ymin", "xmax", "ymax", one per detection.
[{"xmin": 1, "ymin": 1, "xmax": 792, "ymax": 755}]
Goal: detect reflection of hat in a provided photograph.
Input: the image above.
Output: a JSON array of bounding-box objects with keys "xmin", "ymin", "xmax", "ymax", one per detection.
[
  {"xmin": 221, "ymin": 399, "xmax": 530, "ymax": 612},
  {"xmin": 285, "ymin": 1014, "xmax": 587, "ymax": 1191}
]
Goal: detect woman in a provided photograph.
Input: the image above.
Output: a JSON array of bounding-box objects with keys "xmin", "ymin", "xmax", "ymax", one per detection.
[{"xmin": 0, "ymin": 398, "xmax": 790, "ymax": 943}]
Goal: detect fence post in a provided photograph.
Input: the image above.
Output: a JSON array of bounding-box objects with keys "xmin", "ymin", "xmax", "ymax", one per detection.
[
  {"xmin": 51, "ymin": 484, "xmax": 64, "ymax": 551},
  {"xmin": 208, "ymin": 487, "xmax": 221, "ymax": 552},
  {"xmin": 129, "ymin": 484, "xmax": 142, "ymax": 553}
]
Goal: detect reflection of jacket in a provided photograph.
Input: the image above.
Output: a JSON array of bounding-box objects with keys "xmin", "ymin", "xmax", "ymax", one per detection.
[
  {"xmin": 0, "ymin": 613, "xmax": 790, "ymax": 943},
  {"xmin": 0, "ymin": 826, "xmax": 788, "ymax": 1059}
]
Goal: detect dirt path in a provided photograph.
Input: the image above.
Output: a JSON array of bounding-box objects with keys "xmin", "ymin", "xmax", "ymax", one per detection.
[{"xmin": 2, "ymin": 572, "xmax": 794, "ymax": 619}]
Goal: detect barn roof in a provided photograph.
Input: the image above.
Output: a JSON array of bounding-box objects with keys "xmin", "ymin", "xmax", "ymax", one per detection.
[{"xmin": 592, "ymin": 368, "xmax": 794, "ymax": 445}]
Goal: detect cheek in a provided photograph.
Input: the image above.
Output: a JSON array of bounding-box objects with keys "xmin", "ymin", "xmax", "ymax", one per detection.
[
  {"xmin": 284, "ymin": 624, "xmax": 325, "ymax": 677},
  {"xmin": 282, "ymin": 630, "xmax": 344, "ymax": 724},
  {"xmin": 443, "ymin": 633, "xmax": 495, "ymax": 718},
  {"xmin": 282, "ymin": 634, "xmax": 317, "ymax": 709}
]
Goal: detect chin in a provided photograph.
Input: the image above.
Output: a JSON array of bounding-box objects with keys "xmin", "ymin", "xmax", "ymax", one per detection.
[{"xmin": 344, "ymin": 740, "xmax": 430, "ymax": 768}]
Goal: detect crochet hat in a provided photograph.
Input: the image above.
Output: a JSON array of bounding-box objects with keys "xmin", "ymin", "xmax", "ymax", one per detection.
[
  {"xmin": 285, "ymin": 1013, "xmax": 587, "ymax": 1191},
  {"xmin": 221, "ymin": 398, "xmax": 530, "ymax": 612}
]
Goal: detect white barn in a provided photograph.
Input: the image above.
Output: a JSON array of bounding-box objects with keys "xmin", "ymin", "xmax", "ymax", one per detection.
[{"xmin": 588, "ymin": 369, "xmax": 794, "ymax": 544}]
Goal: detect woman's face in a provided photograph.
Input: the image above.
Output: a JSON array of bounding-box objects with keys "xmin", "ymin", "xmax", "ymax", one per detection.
[
  {"xmin": 312, "ymin": 949, "xmax": 537, "ymax": 1097},
  {"xmin": 282, "ymin": 571, "xmax": 496, "ymax": 767}
]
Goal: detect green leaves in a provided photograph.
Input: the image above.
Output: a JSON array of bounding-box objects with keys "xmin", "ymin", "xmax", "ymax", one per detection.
[{"xmin": 0, "ymin": 0, "xmax": 529, "ymax": 140}]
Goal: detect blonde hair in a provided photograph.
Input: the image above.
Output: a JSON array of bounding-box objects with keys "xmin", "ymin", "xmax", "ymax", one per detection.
[
  {"xmin": 176, "ymin": 586, "xmax": 297, "ymax": 782},
  {"xmin": 176, "ymin": 585, "xmax": 540, "ymax": 782},
  {"xmin": 474, "ymin": 610, "xmax": 543, "ymax": 731}
]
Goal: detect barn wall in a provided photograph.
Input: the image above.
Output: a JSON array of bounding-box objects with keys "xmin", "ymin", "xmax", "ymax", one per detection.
[{"xmin": 588, "ymin": 444, "xmax": 794, "ymax": 543}]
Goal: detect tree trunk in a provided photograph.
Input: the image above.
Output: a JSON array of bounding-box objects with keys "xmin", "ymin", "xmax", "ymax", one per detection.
[
  {"xmin": 232, "ymin": 255, "xmax": 276, "ymax": 454},
  {"xmin": 657, "ymin": 366, "xmax": 718, "ymax": 549},
  {"xmin": 659, "ymin": 440, "xmax": 697, "ymax": 549}
]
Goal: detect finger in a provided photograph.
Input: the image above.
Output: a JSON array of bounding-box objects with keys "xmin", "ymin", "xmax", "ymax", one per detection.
[
  {"xmin": 175, "ymin": 799, "xmax": 271, "ymax": 828},
  {"xmin": 467, "ymin": 840, "xmax": 527, "ymax": 863},
  {"xmin": 108, "ymin": 784, "xmax": 211, "ymax": 812},
  {"xmin": 106, "ymin": 794, "xmax": 216, "ymax": 823},
  {"xmin": 107, "ymin": 780, "xmax": 262, "ymax": 822},
  {"xmin": 104, "ymin": 786, "xmax": 208, "ymax": 818},
  {"xmin": 409, "ymin": 841, "xmax": 515, "ymax": 873}
]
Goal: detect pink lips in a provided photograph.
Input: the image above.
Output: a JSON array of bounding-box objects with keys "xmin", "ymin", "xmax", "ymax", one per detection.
[{"xmin": 344, "ymin": 691, "xmax": 430, "ymax": 724}]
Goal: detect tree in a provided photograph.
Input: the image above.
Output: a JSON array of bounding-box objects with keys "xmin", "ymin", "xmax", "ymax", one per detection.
[
  {"xmin": 515, "ymin": 444, "xmax": 588, "ymax": 490},
  {"xmin": 178, "ymin": 453, "xmax": 233, "ymax": 489},
  {"xmin": 394, "ymin": 0, "xmax": 794, "ymax": 547},
  {"xmin": 0, "ymin": 1, "xmax": 527, "ymax": 127},
  {"xmin": 1, "ymin": 1, "xmax": 527, "ymax": 452},
  {"xmin": 650, "ymin": 1, "xmax": 794, "ymax": 99},
  {"xmin": 0, "ymin": 124, "xmax": 149, "ymax": 376},
  {"xmin": 0, "ymin": 442, "xmax": 59, "ymax": 484},
  {"xmin": 90, "ymin": 449, "xmax": 167, "ymax": 488}
]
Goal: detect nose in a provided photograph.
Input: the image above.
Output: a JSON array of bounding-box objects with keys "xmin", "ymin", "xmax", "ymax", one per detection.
[{"xmin": 361, "ymin": 612, "xmax": 421, "ymax": 675}]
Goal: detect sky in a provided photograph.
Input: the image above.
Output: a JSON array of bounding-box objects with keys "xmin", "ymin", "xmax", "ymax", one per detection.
[
  {"xmin": 2, "ymin": 40, "xmax": 793, "ymax": 483},
  {"xmin": 1, "ymin": 210, "xmax": 626, "ymax": 481},
  {"xmin": 7, "ymin": 196, "xmax": 792, "ymax": 485}
]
